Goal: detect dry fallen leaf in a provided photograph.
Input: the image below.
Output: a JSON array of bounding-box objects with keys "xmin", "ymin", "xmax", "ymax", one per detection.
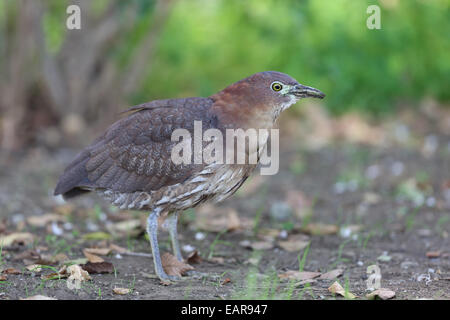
[
  {"xmin": 26, "ymin": 264, "xmax": 43, "ymax": 272},
  {"xmin": 208, "ymin": 257, "xmax": 225, "ymax": 264},
  {"xmin": 37, "ymin": 253, "xmax": 69, "ymax": 265},
  {"xmin": 301, "ymin": 223, "xmax": 339, "ymax": 236},
  {"xmin": 221, "ymin": 278, "xmax": 231, "ymax": 285},
  {"xmin": 319, "ymin": 269, "xmax": 344, "ymax": 280},
  {"xmin": 278, "ymin": 270, "xmax": 321, "ymax": 281},
  {"xmin": 2, "ymin": 267, "xmax": 21, "ymax": 275},
  {"xmin": 107, "ymin": 219, "xmax": 143, "ymax": 237},
  {"xmin": 0, "ymin": 275, "xmax": 6, "ymax": 281},
  {"xmin": 366, "ymin": 288, "xmax": 396, "ymax": 300},
  {"xmin": 426, "ymin": 251, "xmax": 441, "ymax": 258},
  {"xmin": 295, "ymin": 279, "xmax": 317, "ymax": 286},
  {"xmin": 26, "ymin": 214, "xmax": 65, "ymax": 227},
  {"xmin": 53, "ymin": 204, "xmax": 75, "ymax": 216},
  {"xmin": 67, "ymin": 265, "xmax": 91, "ymax": 290},
  {"xmin": 84, "ymin": 247, "xmax": 112, "ymax": 256},
  {"xmin": 241, "ymin": 240, "xmax": 274, "ymax": 251},
  {"xmin": 13, "ymin": 250, "xmax": 41, "ymax": 264},
  {"xmin": 278, "ymin": 234, "xmax": 310, "ymax": 252},
  {"xmin": 0, "ymin": 232, "xmax": 34, "ymax": 247},
  {"xmin": 41, "ymin": 265, "xmax": 70, "ymax": 281},
  {"xmin": 186, "ymin": 250, "xmax": 202, "ymax": 264},
  {"xmin": 21, "ymin": 295, "xmax": 57, "ymax": 300},
  {"xmin": 195, "ymin": 204, "xmax": 243, "ymax": 232},
  {"xmin": 113, "ymin": 287, "xmax": 131, "ymax": 295},
  {"xmin": 328, "ymin": 281, "xmax": 357, "ymax": 299},
  {"xmin": 83, "ymin": 250, "xmax": 105, "ymax": 263},
  {"xmin": 81, "ymin": 262, "xmax": 114, "ymax": 274},
  {"xmin": 161, "ymin": 252, "xmax": 194, "ymax": 277},
  {"xmin": 109, "ymin": 243, "xmax": 129, "ymax": 254}
]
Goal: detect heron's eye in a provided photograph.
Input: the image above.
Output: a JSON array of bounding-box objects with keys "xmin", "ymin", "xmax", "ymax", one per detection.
[{"xmin": 271, "ymin": 82, "xmax": 283, "ymax": 92}]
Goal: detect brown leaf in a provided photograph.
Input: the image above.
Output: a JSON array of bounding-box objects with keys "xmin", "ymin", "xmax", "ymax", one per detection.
[
  {"xmin": 278, "ymin": 234, "xmax": 310, "ymax": 252},
  {"xmin": 2, "ymin": 268, "xmax": 21, "ymax": 275},
  {"xmin": 107, "ymin": 219, "xmax": 143, "ymax": 237},
  {"xmin": 109, "ymin": 243, "xmax": 129, "ymax": 254},
  {"xmin": 37, "ymin": 253, "xmax": 69, "ymax": 265},
  {"xmin": 221, "ymin": 278, "xmax": 231, "ymax": 285},
  {"xmin": 208, "ymin": 257, "xmax": 225, "ymax": 264},
  {"xmin": 240, "ymin": 240, "xmax": 274, "ymax": 251},
  {"xmin": 84, "ymin": 247, "xmax": 112, "ymax": 256},
  {"xmin": 186, "ymin": 250, "xmax": 202, "ymax": 264},
  {"xmin": 26, "ymin": 264, "xmax": 43, "ymax": 272},
  {"xmin": 26, "ymin": 214, "xmax": 65, "ymax": 227},
  {"xmin": 83, "ymin": 250, "xmax": 105, "ymax": 263},
  {"xmin": 0, "ymin": 232, "xmax": 34, "ymax": 247},
  {"xmin": 426, "ymin": 251, "xmax": 441, "ymax": 258},
  {"xmin": 161, "ymin": 252, "xmax": 194, "ymax": 277},
  {"xmin": 366, "ymin": 288, "xmax": 396, "ymax": 300},
  {"xmin": 53, "ymin": 204, "xmax": 75, "ymax": 216},
  {"xmin": 257, "ymin": 228, "xmax": 281, "ymax": 241},
  {"xmin": 328, "ymin": 281, "xmax": 357, "ymax": 299},
  {"xmin": 0, "ymin": 275, "xmax": 6, "ymax": 281},
  {"xmin": 66, "ymin": 265, "xmax": 91, "ymax": 290},
  {"xmin": 81, "ymin": 262, "xmax": 114, "ymax": 274},
  {"xmin": 195, "ymin": 205, "xmax": 244, "ymax": 232},
  {"xmin": 278, "ymin": 270, "xmax": 321, "ymax": 281},
  {"xmin": 295, "ymin": 279, "xmax": 317, "ymax": 286},
  {"xmin": 301, "ymin": 223, "xmax": 338, "ymax": 236},
  {"xmin": 113, "ymin": 287, "xmax": 131, "ymax": 295},
  {"xmin": 13, "ymin": 250, "xmax": 41, "ymax": 264},
  {"xmin": 252, "ymin": 241, "xmax": 274, "ymax": 250},
  {"xmin": 41, "ymin": 266, "xmax": 69, "ymax": 281},
  {"xmin": 319, "ymin": 269, "xmax": 344, "ymax": 280}
]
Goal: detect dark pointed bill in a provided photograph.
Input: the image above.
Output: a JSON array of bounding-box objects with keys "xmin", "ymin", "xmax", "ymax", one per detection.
[{"xmin": 290, "ymin": 84, "xmax": 326, "ymax": 99}]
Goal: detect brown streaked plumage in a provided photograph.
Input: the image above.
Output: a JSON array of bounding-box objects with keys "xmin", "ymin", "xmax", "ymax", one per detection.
[{"xmin": 54, "ymin": 71, "xmax": 325, "ymax": 281}]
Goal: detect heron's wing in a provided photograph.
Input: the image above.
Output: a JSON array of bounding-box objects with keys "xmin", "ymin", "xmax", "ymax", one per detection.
[{"xmin": 54, "ymin": 97, "xmax": 215, "ymax": 197}]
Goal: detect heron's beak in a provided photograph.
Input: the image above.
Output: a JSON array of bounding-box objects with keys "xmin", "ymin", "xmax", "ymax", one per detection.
[{"xmin": 290, "ymin": 84, "xmax": 325, "ymax": 99}]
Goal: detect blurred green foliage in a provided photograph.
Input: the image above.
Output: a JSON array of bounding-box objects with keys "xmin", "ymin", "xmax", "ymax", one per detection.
[{"xmin": 38, "ymin": 0, "xmax": 450, "ymax": 115}]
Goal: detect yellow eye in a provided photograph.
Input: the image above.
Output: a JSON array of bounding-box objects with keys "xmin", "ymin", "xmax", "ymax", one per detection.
[{"xmin": 271, "ymin": 82, "xmax": 283, "ymax": 91}]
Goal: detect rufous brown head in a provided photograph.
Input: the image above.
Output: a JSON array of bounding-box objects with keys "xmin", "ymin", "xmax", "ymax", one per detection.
[{"xmin": 211, "ymin": 71, "xmax": 325, "ymax": 129}]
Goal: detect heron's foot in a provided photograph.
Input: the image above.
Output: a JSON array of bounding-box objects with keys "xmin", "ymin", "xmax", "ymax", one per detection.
[
  {"xmin": 185, "ymin": 270, "xmax": 209, "ymax": 279},
  {"xmin": 157, "ymin": 271, "xmax": 182, "ymax": 283}
]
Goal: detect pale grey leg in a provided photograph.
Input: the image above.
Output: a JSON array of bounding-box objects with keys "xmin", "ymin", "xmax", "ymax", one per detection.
[
  {"xmin": 147, "ymin": 210, "xmax": 180, "ymax": 281},
  {"xmin": 167, "ymin": 213, "xmax": 183, "ymax": 262}
]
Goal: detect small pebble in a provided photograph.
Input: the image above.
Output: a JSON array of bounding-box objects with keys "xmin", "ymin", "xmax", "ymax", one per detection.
[
  {"xmin": 425, "ymin": 197, "xmax": 436, "ymax": 207},
  {"xmin": 365, "ymin": 165, "xmax": 380, "ymax": 180},
  {"xmin": 51, "ymin": 221, "xmax": 64, "ymax": 236},
  {"xmin": 195, "ymin": 232, "xmax": 206, "ymax": 241},
  {"xmin": 334, "ymin": 182, "xmax": 346, "ymax": 194},
  {"xmin": 63, "ymin": 222, "xmax": 73, "ymax": 230},
  {"xmin": 269, "ymin": 201, "xmax": 293, "ymax": 222},
  {"xmin": 182, "ymin": 244, "xmax": 195, "ymax": 253},
  {"xmin": 86, "ymin": 221, "xmax": 99, "ymax": 231},
  {"xmin": 278, "ymin": 230, "xmax": 288, "ymax": 240},
  {"xmin": 391, "ymin": 161, "xmax": 404, "ymax": 176}
]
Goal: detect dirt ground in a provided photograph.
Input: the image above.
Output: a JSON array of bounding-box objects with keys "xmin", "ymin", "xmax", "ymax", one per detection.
[{"xmin": 0, "ymin": 105, "xmax": 449, "ymax": 300}]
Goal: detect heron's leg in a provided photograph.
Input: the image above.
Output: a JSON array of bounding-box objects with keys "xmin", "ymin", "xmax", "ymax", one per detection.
[
  {"xmin": 147, "ymin": 210, "xmax": 180, "ymax": 281},
  {"xmin": 167, "ymin": 213, "xmax": 183, "ymax": 262}
]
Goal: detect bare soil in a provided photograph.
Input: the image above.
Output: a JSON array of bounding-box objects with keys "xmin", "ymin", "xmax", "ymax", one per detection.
[{"xmin": 0, "ymin": 114, "xmax": 449, "ymax": 300}]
